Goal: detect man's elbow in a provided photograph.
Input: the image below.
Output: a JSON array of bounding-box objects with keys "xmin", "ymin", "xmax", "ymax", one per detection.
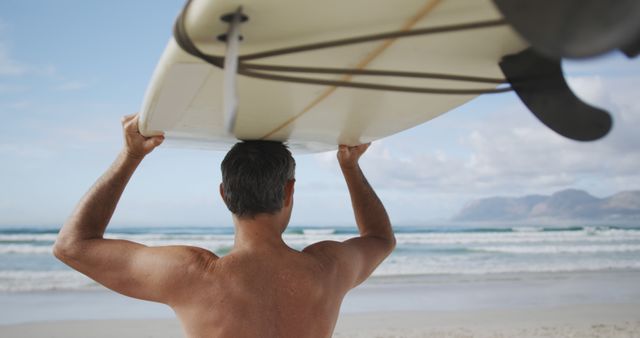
[
  {"xmin": 369, "ymin": 232, "xmax": 396, "ymax": 255},
  {"xmin": 378, "ymin": 227, "xmax": 396, "ymax": 255},
  {"xmin": 52, "ymin": 239, "xmax": 70, "ymax": 261},
  {"xmin": 52, "ymin": 235, "xmax": 82, "ymax": 263},
  {"xmin": 386, "ymin": 233, "xmax": 397, "ymax": 254}
]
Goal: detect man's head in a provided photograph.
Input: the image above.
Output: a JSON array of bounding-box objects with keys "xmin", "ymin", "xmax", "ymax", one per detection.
[{"xmin": 220, "ymin": 141, "xmax": 296, "ymax": 218}]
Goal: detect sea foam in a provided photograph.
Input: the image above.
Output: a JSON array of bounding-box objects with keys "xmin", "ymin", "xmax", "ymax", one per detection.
[{"xmin": 1, "ymin": 225, "xmax": 639, "ymax": 292}]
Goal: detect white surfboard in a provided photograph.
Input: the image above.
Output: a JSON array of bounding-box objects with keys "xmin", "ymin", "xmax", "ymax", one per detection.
[{"xmin": 139, "ymin": 0, "xmax": 528, "ymax": 152}]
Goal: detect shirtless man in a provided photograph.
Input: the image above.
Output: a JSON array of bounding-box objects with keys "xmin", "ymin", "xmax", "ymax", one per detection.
[{"xmin": 54, "ymin": 114, "xmax": 395, "ymax": 338}]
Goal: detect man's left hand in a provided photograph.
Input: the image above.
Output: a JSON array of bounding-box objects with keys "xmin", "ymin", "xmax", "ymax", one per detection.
[{"xmin": 121, "ymin": 114, "xmax": 164, "ymax": 160}]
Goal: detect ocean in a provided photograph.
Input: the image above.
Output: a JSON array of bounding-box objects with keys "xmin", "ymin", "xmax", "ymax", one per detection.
[{"xmin": 1, "ymin": 225, "xmax": 640, "ymax": 292}]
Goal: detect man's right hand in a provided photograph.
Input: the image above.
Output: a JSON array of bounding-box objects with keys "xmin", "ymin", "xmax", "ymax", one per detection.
[{"xmin": 337, "ymin": 143, "xmax": 371, "ymax": 170}]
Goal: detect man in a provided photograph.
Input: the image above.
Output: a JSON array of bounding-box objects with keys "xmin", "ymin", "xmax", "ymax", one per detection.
[{"xmin": 54, "ymin": 114, "xmax": 396, "ymax": 338}]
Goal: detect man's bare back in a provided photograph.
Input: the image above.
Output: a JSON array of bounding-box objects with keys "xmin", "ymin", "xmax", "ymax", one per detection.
[
  {"xmin": 173, "ymin": 245, "xmax": 343, "ymax": 337},
  {"xmin": 54, "ymin": 114, "xmax": 395, "ymax": 338}
]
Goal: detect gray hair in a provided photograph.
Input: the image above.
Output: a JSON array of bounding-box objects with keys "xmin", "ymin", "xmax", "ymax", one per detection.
[{"xmin": 221, "ymin": 141, "xmax": 295, "ymax": 218}]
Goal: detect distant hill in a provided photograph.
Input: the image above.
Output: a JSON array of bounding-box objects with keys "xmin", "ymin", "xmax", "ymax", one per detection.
[{"xmin": 453, "ymin": 189, "xmax": 640, "ymax": 223}]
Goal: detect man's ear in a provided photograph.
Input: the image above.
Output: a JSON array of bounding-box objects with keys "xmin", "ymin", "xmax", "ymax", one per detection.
[
  {"xmin": 219, "ymin": 183, "xmax": 225, "ymax": 201},
  {"xmin": 284, "ymin": 179, "xmax": 295, "ymax": 207}
]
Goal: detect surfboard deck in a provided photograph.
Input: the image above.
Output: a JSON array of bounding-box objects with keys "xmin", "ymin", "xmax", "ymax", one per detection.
[{"xmin": 139, "ymin": 0, "xmax": 527, "ymax": 152}]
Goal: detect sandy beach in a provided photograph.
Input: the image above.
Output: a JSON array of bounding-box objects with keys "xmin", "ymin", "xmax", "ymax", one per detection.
[
  {"xmin": 334, "ymin": 304, "xmax": 640, "ymax": 337},
  {"xmin": 1, "ymin": 270, "xmax": 639, "ymax": 337},
  {"xmin": 0, "ymin": 304, "xmax": 638, "ymax": 337}
]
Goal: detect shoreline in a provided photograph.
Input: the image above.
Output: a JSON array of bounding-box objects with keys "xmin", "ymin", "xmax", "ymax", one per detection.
[
  {"xmin": 1, "ymin": 269, "xmax": 639, "ymax": 336},
  {"xmin": 6, "ymin": 267, "xmax": 640, "ymax": 293},
  {"xmin": 334, "ymin": 303, "xmax": 640, "ymax": 337},
  {"xmin": 1, "ymin": 303, "xmax": 638, "ymax": 338},
  {"xmin": 2, "ymin": 269, "xmax": 640, "ymax": 325}
]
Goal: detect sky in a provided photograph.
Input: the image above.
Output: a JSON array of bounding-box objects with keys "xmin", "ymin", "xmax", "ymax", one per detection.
[{"xmin": 0, "ymin": 1, "xmax": 639, "ymax": 228}]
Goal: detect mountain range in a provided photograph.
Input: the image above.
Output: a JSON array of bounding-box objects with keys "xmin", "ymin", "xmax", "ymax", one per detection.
[{"xmin": 453, "ymin": 189, "xmax": 640, "ymax": 223}]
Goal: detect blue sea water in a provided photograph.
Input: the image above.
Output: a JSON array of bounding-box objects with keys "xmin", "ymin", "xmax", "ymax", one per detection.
[{"xmin": 1, "ymin": 225, "xmax": 639, "ymax": 292}]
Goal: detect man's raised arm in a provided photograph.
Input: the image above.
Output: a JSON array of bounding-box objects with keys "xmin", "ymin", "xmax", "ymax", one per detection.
[
  {"xmin": 305, "ymin": 143, "xmax": 395, "ymax": 290},
  {"xmin": 55, "ymin": 114, "xmax": 163, "ymax": 247},
  {"xmin": 54, "ymin": 115, "xmax": 213, "ymax": 304},
  {"xmin": 338, "ymin": 143, "xmax": 394, "ymax": 244}
]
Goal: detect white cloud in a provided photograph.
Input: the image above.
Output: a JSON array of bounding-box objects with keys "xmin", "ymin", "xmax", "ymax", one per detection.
[
  {"xmin": 50, "ymin": 126, "xmax": 115, "ymax": 144},
  {"xmin": 55, "ymin": 80, "xmax": 89, "ymax": 91},
  {"xmin": 0, "ymin": 23, "xmax": 57, "ymax": 78},
  {"xmin": 0, "ymin": 42, "xmax": 26, "ymax": 76},
  {"xmin": 0, "ymin": 40, "xmax": 82, "ymax": 92},
  {"xmin": 298, "ymin": 67, "xmax": 640, "ymax": 223},
  {"xmin": 0, "ymin": 83, "xmax": 28, "ymax": 93},
  {"xmin": 0, "ymin": 100, "xmax": 32, "ymax": 110},
  {"xmin": 0, "ymin": 143, "xmax": 54, "ymax": 159},
  {"xmin": 0, "ymin": 27, "xmax": 73, "ymax": 95},
  {"xmin": 335, "ymin": 75, "xmax": 640, "ymax": 201},
  {"xmin": 0, "ymin": 20, "xmax": 25, "ymax": 76},
  {"xmin": 566, "ymin": 75, "xmax": 610, "ymax": 107},
  {"xmin": 40, "ymin": 64, "xmax": 57, "ymax": 77}
]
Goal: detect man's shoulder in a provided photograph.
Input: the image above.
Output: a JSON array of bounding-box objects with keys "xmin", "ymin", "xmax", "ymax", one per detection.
[
  {"xmin": 162, "ymin": 244, "xmax": 217, "ymax": 256},
  {"xmin": 301, "ymin": 240, "xmax": 349, "ymax": 266},
  {"xmin": 157, "ymin": 245, "xmax": 219, "ymax": 269},
  {"xmin": 302, "ymin": 240, "xmax": 343, "ymax": 254},
  {"xmin": 301, "ymin": 240, "xmax": 371, "ymax": 292}
]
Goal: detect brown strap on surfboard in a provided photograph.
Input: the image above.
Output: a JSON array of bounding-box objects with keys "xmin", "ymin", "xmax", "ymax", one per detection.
[
  {"xmin": 238, "ymin": 19, "xmax": 508, "ymax": 61},
  {"xmin": 173, "ymin": 0, "xmax": 512, "ymax": 95},
  {"xmin": 237, "ymin": 68, "xmax": 512, "ymax": 95}
]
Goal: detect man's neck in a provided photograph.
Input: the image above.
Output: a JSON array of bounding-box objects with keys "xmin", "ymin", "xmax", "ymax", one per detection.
[{"xmin": 232, "ymin": 214, "xmax": 288, "ymax": 252}]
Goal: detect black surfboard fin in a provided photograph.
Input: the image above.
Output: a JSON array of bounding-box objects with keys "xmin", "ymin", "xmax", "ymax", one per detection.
[
  {"xmin": 499, "ymin": 48, "xmax": 612, "ymax": 142},
  {"xmin": 493, "ymin": 0, "xmax": 640, "ymax": 59},
  {"xmin": 621, "ymin": 34, "xmax": 640, "ymax": 58}
]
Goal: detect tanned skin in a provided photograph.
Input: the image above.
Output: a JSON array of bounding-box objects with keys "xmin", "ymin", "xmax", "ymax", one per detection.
[{"xmin": 54, "ymin": 114, "xmax": 395, "ymax": 338}]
